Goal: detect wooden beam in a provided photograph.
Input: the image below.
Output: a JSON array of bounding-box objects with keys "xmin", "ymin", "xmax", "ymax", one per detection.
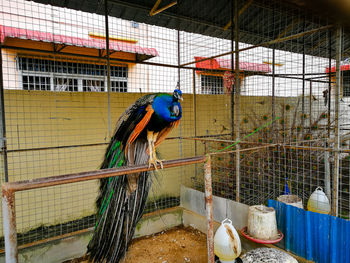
[
  {"xmin": 223, "ymin": 0, "xmax": 253, "ymax": 31},
  {"xmin": 149, "ymin": 0, "xmax": 177, "ymax": 16},
  {"xmin": 276, "ymin": 18, "xmax": 301, "ymax": 39}
]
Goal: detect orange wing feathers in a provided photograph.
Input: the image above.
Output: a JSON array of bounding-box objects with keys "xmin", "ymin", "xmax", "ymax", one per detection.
[
  {"xmin": 154, "ymin": 119, "xmax": 180, "ymax": 148},
  {"xmin": 125, "ymin": 105, "xmax": 154, "ymax": 156}
]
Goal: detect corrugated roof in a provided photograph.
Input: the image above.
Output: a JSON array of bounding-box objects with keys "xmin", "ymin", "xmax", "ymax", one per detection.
[
  {"xmin": 194, "ymin": 56, "xmax": 271, "ymax": 73},
  {"xmin": 28, "ymin": 0, "xmax": 350, "ymax": 59},
  {"xmin": 0, "ymin": 25, "xmax": 159, "ymax": 60}
]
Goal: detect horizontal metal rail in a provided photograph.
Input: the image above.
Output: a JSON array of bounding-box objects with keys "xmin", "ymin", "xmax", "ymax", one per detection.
[
  {"xmin": 3, "ymin": 156, "xmax": 205, "ymax": 192},
  {"xmin": 1, "ymin": 155, "xmax": 207, "ymax": 263}
]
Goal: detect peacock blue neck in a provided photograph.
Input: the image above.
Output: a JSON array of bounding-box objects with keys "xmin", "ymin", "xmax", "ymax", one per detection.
[{"xmin": 152, "ymin": 94, "xmax": 182, "ymax": 122}]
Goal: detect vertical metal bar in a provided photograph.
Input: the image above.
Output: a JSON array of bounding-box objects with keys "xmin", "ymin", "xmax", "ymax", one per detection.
[
  {"xmin": 309, "ymin": 81, "xmax": 312, "ymax": 130},
  {"xmin": 177, "ymin": 28, "xmax": 183, "ymax": 159},
  {"xmin": 301, "ymin": 18, "xmax": 306, "ymax": 198},
  {"xmin": 234, "ymin": 0, "xmax": 241, "ymax": 202},
  {"xmin": 332, "ymin": 25, "xmax": 342, "ymax": 216},
  {"xmin": 193, "ymin": 69, "xmax": 197, "ymax": 156},
  {"xmin": 204, "ymin": 155, "xmax": 214, "ymax": 263},
  {"xmin": 327, "ymin": 29, "xmax": 332, "ymax": 139},
  {"xmin": 104, "ymin": 0, "xmax": 112, "ymax": 137},
  {"xmin": 230, "ymin": 0, "xmax": 236, "ymax": 202},
  {"xmin": 271, "ymin": 46, "xmax": 276, "ymax": 198},
  {"xmin": 301, "ymin": 18, "xmax": 306, "ymax": 135},
  {"xmin": 230, "ymin": 0, "xmax": 235, "ymax": 139},
  {"xmin": 325, "ymin": 29, "xmax": 332, "ymax": 200},
  {"xmin": 272, "ymin": 48, "xmax": 276, "ymax": 131},
  {"xmin": 2, "ymin": 187, "xmax": 17, "ymax": 263},
  {"xmin": 193, "ymin": 69, "xmax": 198, "ymax": 180},
  {"xmin": 177, "ymin": 30, "xmax": 181, "ymax": 86},
  {"xmin": 0, "ymin": 46, "xmax": 9, "ymax": 182}
]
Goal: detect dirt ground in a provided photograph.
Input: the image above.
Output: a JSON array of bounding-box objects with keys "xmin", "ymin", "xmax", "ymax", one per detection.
[
  {"xmin": 69, "ymin": 225, "xmax": 208, "ymax": 263},
  {"xmin": 124, "ymin": 226, "xmax": 208, "ymax": 263}
]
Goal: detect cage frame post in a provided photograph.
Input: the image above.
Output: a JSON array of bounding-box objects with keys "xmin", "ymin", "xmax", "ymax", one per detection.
[
  {"xmin": 105, "ymin": 0, "xmax": 112, "ymax": 137},
  {"xmin": 332, "ymin": 25, "xmax": 342, "ymax": 216},
  {"xmin": 325, "ymin": 29, "xmax": 333, "ymax": 200},
  {"xmin": 204, "ymin": 155, "xmax": 214, "ymax": 263},
  {"xmin": 0, "ymin": 46, "xmax": 8, "ymax": 182},
  {"xmin": 2, "ymin": 188, "xmax": 17, "ymax": 263},
  {"xmin": 234, "ymin": 0, "xmax": 241, "ymax": 202}
]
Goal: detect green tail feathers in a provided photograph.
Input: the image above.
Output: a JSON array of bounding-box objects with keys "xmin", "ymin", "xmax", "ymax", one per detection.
[{"xmin": 96, "ymin": 140, "xmax": 124, "ymax": 228}]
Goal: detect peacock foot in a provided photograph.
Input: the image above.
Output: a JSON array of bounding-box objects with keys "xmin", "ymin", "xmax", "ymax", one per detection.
[{"xmin": 148, "ymin": 153, "xmax": 164, "ymax": 170}]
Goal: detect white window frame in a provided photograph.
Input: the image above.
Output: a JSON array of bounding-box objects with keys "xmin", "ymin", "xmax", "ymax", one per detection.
[
  {"xmin": 343, "ymin": 71, "xmax": 350, "ymax": 97},
  {"xmin": 17, "ymin": 57, "xmax": 128, "ymax": 92}
]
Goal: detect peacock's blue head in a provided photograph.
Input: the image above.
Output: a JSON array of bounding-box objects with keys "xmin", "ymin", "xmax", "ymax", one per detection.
[{"xmin": 173, "ymin": 89, "xmax": 183, "ymax": 102}]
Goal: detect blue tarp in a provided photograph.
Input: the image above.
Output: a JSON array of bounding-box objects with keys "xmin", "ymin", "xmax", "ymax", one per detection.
[{"xmin": 268, "ymin": 200, "xmax": 350, "ymax": 263}]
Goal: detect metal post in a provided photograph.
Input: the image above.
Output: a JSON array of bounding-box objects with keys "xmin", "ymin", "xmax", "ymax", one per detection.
[
  {"xmin": 2, "ymin": 187, "xmax": 17, "ymax": 263},
  {"xmin": 301, "ymin": 18, "xmax": 306, "ymax": 197},
  {"xmin": 325, "ymin": 29, "xmax": 333, "ymax": 200},
  {"xmin": 301, "ymin": 18, "xmax": 306, "ymax": 135},
  {"xmin": 0, "ymin": 46, "xmax": 9, "ymax": 182},
  {"xmin": 204, "ymin": 155, "xmax": 214, "ymax": 263},
  {"xmin": 230, "ymin": 0, "xmax": 235, "ymax": 139},
  {"xmin": 272, "ymin": 47, "xmax": 276, "ymax": 134},
  {"xmin": 327, "ymin": 29, "xmax": 332, "ymax": 139},
  {"xmin": 104, "ymin": 0, "xmax": 112, "ymax": 137},
  {"xmin": 193, "ymin": 70, "xmax": 197, "ymax": 155},
  {"xmin": 177, "ymin": 29, "xmax": 183, "ymax": 160},
  {"xmin": 271, "ymin": 46, "xmax": 276, "ymax": 198},
  {"xmin": 309, "ymin": 81, "xmax": 312, "ymax": 130},
  {"xmin": 234, "ymin": 0, "xmax": 241, "ymax": 202},
  {"xmin": 332, "ymin": 25, "xmax": 342, "ymax": 216},
  {"xmin": 177, "ymin": 30, "xmax": 181, "ymax": 85},
  {"xmin": 193, "ymin": 69, "xmax": 198, "ymax": 180}
]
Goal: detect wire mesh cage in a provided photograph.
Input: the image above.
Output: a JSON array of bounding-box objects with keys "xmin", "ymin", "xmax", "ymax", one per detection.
[{"xmin": 0, "ymin": 0, "xmax": 349, "ymax": 256}]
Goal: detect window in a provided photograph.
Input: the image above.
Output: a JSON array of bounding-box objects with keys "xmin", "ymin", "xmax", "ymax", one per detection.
[
  {"xmin": 343, "ymin": 71, "xmax": 350, "ymax": 97},
  {"xmin": 17, "ymin": 57, "xmax": 128, "ymax": 92},
  {"xmin": 54, "ymin": 78, "xmax": 78, "ymax": 92},
  {"xmin": 83, "ymin": 79, "xmax": 105, "ymax": 92},
  {"xmin": 111, "ymin": 81, "xmax": 127, "ymax": 93},
  {"xmin": 201, "ymin": 75, "xmax": 224, "ymax": 94},
  {"xmin": 23, "ymin": 76, "xmax": 50, "ymax": 91}
]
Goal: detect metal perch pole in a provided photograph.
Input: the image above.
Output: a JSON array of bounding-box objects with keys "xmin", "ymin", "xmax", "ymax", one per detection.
[{"xmin": 204, "ymin": 154, "xmax": 214, "ymax": 263}]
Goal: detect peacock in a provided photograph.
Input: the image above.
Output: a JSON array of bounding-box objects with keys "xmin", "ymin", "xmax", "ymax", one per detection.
[{"xmin": 87, "ymin": 89, "xmax": 183, "ymax": 263}]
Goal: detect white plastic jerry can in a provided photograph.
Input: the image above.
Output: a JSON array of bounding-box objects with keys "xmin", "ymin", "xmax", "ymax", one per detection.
[
  {"xmin": 307, "ymin": 186, "xmax": 331, "ymax": 214},
  {"xmin": 214, "ymin": 218, "xmax": 242, "ymax": 263}
]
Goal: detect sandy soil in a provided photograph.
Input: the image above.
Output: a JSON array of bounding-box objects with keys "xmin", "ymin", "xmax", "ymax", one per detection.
[
  {"xmin": 68, "ymin": 226, "xmax": 208, "ymax": 263},
  {"xmin": 124, "ymin": 226, "xmax": 208, "ymax": 263}
]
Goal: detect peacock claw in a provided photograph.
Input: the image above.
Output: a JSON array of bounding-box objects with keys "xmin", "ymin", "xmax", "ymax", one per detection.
[
  {"xmin": 147, "ymin": 130, "xmax": 164, "ymax": 170},
  {"xmin": 148, "ymin": 155, "xmax": 164, "ymax": 170}
]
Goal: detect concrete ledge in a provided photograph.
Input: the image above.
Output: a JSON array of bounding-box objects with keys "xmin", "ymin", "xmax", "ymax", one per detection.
[
  {"xmin": 0, "ymin": 187, "xmax": 312, "ymax": 263},
  {"xmin": 180, "ymin": 185, "xmax": 249, "ymax": 230}
]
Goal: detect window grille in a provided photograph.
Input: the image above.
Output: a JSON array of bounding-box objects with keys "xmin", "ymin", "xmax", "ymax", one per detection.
[
  {"xmin": 17, "ymin": 57, "xmax": 128, "ymax": 92},
  {"xmin": 200, "ymin": 75, "xmax": 224, "ymax": 94}
]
